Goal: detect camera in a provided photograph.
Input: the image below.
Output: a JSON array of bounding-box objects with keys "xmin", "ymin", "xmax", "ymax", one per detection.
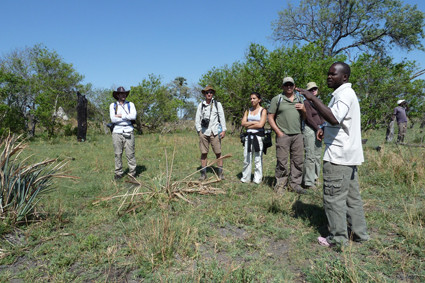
[
  {"xmin": 106, "ymin": 123, "xmax": 115, "ymax": 133},
  {"xmin": 201, "ymin": 118, "xmax": 210, "ymax": 128}
]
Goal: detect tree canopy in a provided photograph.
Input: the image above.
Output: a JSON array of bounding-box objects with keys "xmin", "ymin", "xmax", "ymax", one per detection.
[{"xmin": 272, "ymin": 0, "xmax": 425, "ymax": 57}]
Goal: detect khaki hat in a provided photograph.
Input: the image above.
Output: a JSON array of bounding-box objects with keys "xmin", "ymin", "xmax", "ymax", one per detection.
[
  {"xmin": 397, "ymin": 99, "xmax": 405, "ymax": 105},
  {"xmin": 282, "ymin": 77, "xmax": 295, "ymax": 85},
  {"xmin": 306, "ymin": 82, "xmax": 318, "ymax": 90},
  {"xmin": 112, "ymin": 86, "xmax": 130, "ymax": 100},
  {"xmin": 201, "ymin": 85, "xmax": 216, "ymax": 94}
]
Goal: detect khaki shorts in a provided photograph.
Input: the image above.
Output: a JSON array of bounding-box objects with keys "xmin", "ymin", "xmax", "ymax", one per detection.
[{"xmin": 199, "ymin": 132, "xmax": 221, "ymax": 154}]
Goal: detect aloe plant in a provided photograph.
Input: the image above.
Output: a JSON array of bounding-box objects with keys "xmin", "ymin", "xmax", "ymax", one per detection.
[{"xmin": 0, "ymin": 134, "xmax": 72, "ymax": 222}]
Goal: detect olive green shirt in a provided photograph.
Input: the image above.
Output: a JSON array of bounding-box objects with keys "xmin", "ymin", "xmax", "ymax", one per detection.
[{"xmin": 268, "ymin": 94, "xmax": 303, "ymax": 135}]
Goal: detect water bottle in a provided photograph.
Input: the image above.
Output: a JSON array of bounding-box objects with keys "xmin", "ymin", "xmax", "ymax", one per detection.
[{"xmin": 218, "ymin": 123, "xmax": 222, "ymax": 138}]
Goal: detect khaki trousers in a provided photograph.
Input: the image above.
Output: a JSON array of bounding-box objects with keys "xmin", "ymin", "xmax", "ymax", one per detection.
[
  {"xmin": 275, "ymin": 133, "xmax": 304, "ymax": 189},
  {"xmin": 303, "ymin": 125, "xmax": 322, "ymax": 186},
  {"xmin": 323, "ymin": 161, "xmax": 369, "ymax": 245},
  {"xmin": 112, "ymin": 132, "xmax": 136, "ymax": 176}
]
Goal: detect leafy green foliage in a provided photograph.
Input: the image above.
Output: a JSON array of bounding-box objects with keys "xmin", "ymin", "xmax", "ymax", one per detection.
[
  {"xmin": 130, "ymin": 74, "xmax": 182, "ymax": 132},
  {"xmin": 272, "ymin": 0, "xmax": 425, "ymax": 57},
  {"xmin": 350, "ymin": 53, "xmax": 425, "ymax": 129},
  {"xmin": 0, "ymin": 44, "xmax": 86, "ymax": 137},
  {"xmin": 199, "ymin": 43, "xmax": 344, "ymax": 128}
]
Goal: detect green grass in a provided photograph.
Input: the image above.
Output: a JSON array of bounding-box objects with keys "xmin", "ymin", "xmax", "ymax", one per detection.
[{"xmin": 0, "ymin": 125, "xmax": 424, "ymax": 282}]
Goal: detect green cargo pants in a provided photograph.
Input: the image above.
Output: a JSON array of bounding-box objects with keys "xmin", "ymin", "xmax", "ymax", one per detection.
[{"xmin": 323, "ymin": 161, "xmax": 369, "ymax": 245}]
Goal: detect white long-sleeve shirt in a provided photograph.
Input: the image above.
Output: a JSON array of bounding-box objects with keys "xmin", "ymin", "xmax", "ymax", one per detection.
[
  {"xmin": 195, "ymin": 99, "xmax": 226, "ymax": 136},
  {"xmin": 109, "ymin": 101, "xmax": 137, "ymax": 134}
]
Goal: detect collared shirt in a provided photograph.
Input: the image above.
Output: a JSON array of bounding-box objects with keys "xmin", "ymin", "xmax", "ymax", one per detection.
[
  {"xmin": 323, "ymin": 83, "xmax": 364, "ymax": 165},
  {"xmin": 268, "ymin": 93, "xmax": 303, "ymax": 134},
  {"xmin": 109, "ymin": 101, "xmax": 137, "ymax": 134},
  {"xmin": 195, "ymin": 99, "xmax": 227, "ymax": 136}
]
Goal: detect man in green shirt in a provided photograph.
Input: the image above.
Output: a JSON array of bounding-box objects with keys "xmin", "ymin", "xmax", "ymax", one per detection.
[{"xmin": 268, "ymin": 77, "xmax": 306, "ymax": 194}]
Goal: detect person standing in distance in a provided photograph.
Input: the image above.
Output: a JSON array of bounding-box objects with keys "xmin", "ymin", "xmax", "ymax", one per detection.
[
  {"xmin": 110, "ymin": 86, "xmax": 137, "ymax": 180},
  {"xmin": 392, "ymin": 99, "xmax": 408, "ymax": 143},
  {"xmin": 195, "ymin": 86, "xmax": 227, "ymax": 181},
  {"xmin": 297, "ymin": 62, "xmax": 370, "ymax": 247}
]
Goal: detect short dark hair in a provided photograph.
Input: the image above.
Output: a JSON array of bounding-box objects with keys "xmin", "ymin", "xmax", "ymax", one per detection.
[{"xmin": 333, "ymin": 61, "xmax": 351, "ymax": 78}]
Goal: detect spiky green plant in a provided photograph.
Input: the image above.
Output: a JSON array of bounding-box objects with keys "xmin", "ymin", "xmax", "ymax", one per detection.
[{"xmin": 0, "ymin": 134, "xmax": 73, "ymax": 222}]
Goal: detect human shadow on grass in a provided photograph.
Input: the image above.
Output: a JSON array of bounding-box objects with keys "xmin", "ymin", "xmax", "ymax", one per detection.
[
  {"xmin": 267, "ymin": 198, "xmax": 328, "ymax": 235},
  {"xmin": 120, "ymin": 165, "xmax": 147, "ymax": 178},
  {"xmin": 291, "ymin": 200, "xmax": 328, "ymax": 235}
]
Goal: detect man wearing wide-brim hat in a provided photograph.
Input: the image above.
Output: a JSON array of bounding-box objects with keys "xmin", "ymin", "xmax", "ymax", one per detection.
[
  {"xmin": 110, "ymin": 86, "xmax": 137, "ymax": 179},
  {"xmin": 195, "ymin": 85, "xmax": 227, "ymax": 181},
  {"xmin": 392, "ymin": 99, "xmax": 408, "ymax": 143}
]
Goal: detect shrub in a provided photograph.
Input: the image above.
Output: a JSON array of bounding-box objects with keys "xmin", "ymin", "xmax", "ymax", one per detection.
[{"xmin": 0, "ymin": 133, "xmax": 73, "ymax": 223}]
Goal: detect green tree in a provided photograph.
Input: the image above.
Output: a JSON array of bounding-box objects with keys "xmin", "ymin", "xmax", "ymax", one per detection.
[
  {"xmin": 350, "ymin": 53, "xmax": 425, "ymax": 129},
  {"xmin": 130, "ymin": 74, "xmax": 180, "ymax": 132},
  {"xmin": 272, "ymin": 0, "xmax": 425, "ymax": 57},
  {"xmin": 0, "ymin": 44, "xmax": 85, "ymax": 137},
  {"xmin": 168, "ymin": 77, "xmax": 196, "ymax": 120},
  {"xmin": 199, "ymin": 43, "xmax": 343, "ymax": 130}
]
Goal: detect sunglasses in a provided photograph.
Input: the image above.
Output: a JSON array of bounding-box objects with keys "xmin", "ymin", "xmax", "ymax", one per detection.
[
  {"xmin": 283, "ymin": 83, "xmax": 294, "ymax": 87},
  {"xmin": 309, "ymin": 87, "xmax": 318, "ymax": 91},
  {"xmin": 206, "ymin": 91, "xmax": 215, "ymax": 94}
]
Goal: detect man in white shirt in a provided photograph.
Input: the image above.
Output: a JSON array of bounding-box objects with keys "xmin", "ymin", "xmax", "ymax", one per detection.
[
  {"xmin": 297, "ymin": 62, "xmax": 369, "ymax": 247},
  {"xmin": 110, "ymin": 86, "xmax": 137, "ymax": 180},
  {"xmin": 195, "ymin": 86, "xmax": 227, "ymax": 181}
]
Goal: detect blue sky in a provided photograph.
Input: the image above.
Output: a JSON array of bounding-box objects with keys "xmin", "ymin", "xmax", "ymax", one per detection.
[{"xmin": 1, "ymin": 0, "xmax": 425, "ymax": 90}]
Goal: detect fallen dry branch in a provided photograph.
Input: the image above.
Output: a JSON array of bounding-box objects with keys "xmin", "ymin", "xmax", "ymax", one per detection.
[{"xmin": 92, "ymin": 151, "xmax": 229, "ymax": 212}]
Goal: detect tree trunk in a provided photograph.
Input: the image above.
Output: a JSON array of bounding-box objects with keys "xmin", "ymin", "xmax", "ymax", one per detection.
[{"xmin": 77, "ymin": 92, "xmax": 88, "ymax": 141}]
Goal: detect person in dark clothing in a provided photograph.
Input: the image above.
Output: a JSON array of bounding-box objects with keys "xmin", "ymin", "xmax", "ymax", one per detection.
[{"xmin": 302, "ymin": 82, "xmax": 325, "ymax": 189}]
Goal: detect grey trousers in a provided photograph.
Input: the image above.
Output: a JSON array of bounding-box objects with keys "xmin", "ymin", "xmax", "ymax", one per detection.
[
  {"xmin": 275, "ymin": 133, "xmax": 304, "ymax": 189},
  {"xmin": 112, "ymin": 132, "xmax": 136, "ymax": 176},
  {"xmin": 323, "ymin": 161, "xmax": 369, "ymax": 245},
  {"xmin": 397, "ymin": 122, "xmax": 407, "ymax": 143},
  {"xmin": 303, "ymin": 125, "xmax": 322, "ymax": 186}
]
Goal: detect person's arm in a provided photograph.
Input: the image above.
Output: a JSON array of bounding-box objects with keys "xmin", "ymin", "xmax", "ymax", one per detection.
[
  {"xmin": 268, "ymin": 113, "xmax": 284, "ymax": 137},
  {"xmin": 195, "ymin": 103, "xmax": 202, "ymax": 132},
  {"xmin": 296, "ymin": 88, "xmax": 339, "ymax": 125},
  {"xmin": 110, "ymin": 103, "xmax": 123, "ymax": 123},
  {"xmin": 125, "ymin": 102, "xmax": 137, "ymax": 121},
  {"xmin": 241, "ymin": 110, "xmax": 250, "ymax": 128},
  {"xmin": 295, "ymin": 102, "xmax": 306, "ymax": 120},
  {"xmin": 247, "ymin": 108, "xmax": 267, "ymax": 129},
  {"xmin": 217, "ymin": 102, "xmax": 226, "ymax": 138}
]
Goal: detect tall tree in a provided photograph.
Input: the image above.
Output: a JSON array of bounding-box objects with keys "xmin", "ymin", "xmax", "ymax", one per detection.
[
  {"xmin": 0, "ymin": 44, "xmax": 85, "ymax": 137},
  {"xmin": 168, "ymin": 77, "xmax": 196, "ymax": 120},
  {"xmin": 272, "ymin": 0, "xmax": 425, "ymax": 57},
  {"xmin": 130, "ymin": 74, "xmax": 181, "ymax": 132}
]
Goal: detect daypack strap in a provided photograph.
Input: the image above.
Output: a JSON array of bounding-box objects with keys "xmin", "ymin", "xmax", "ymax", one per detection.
[{"xmin": 114, "ymin": 101, "xmax": 131, "ymax": 115}]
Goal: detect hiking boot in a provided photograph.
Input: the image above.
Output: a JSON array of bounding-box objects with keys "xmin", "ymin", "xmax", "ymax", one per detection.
[
  {"xmin": 218, "ymin": 167, "xmax": 224, "ymax": 180},
  {"xmin": 274, "ymin": 181, "xmax": 286, "ymax": 195},
  {"xmin": 291, "ymin": 185, "xmax": 308, "ymax": 195},
  {"xmin": 199, "ymin": 170, "xmax": 207, "ymax": 181},
  {"xmin": 114, "ymin": 174, "xmax": 123, "ymax": 180}
]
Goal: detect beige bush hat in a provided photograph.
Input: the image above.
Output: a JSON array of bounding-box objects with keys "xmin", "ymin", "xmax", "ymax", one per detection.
[
  {"xmin": 306, "ymin": 82, "xmax": 318, "ymax": 90},
  {"xmin": 282, "ymin": 77, "xmax": 295, "ymax": 85}
]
